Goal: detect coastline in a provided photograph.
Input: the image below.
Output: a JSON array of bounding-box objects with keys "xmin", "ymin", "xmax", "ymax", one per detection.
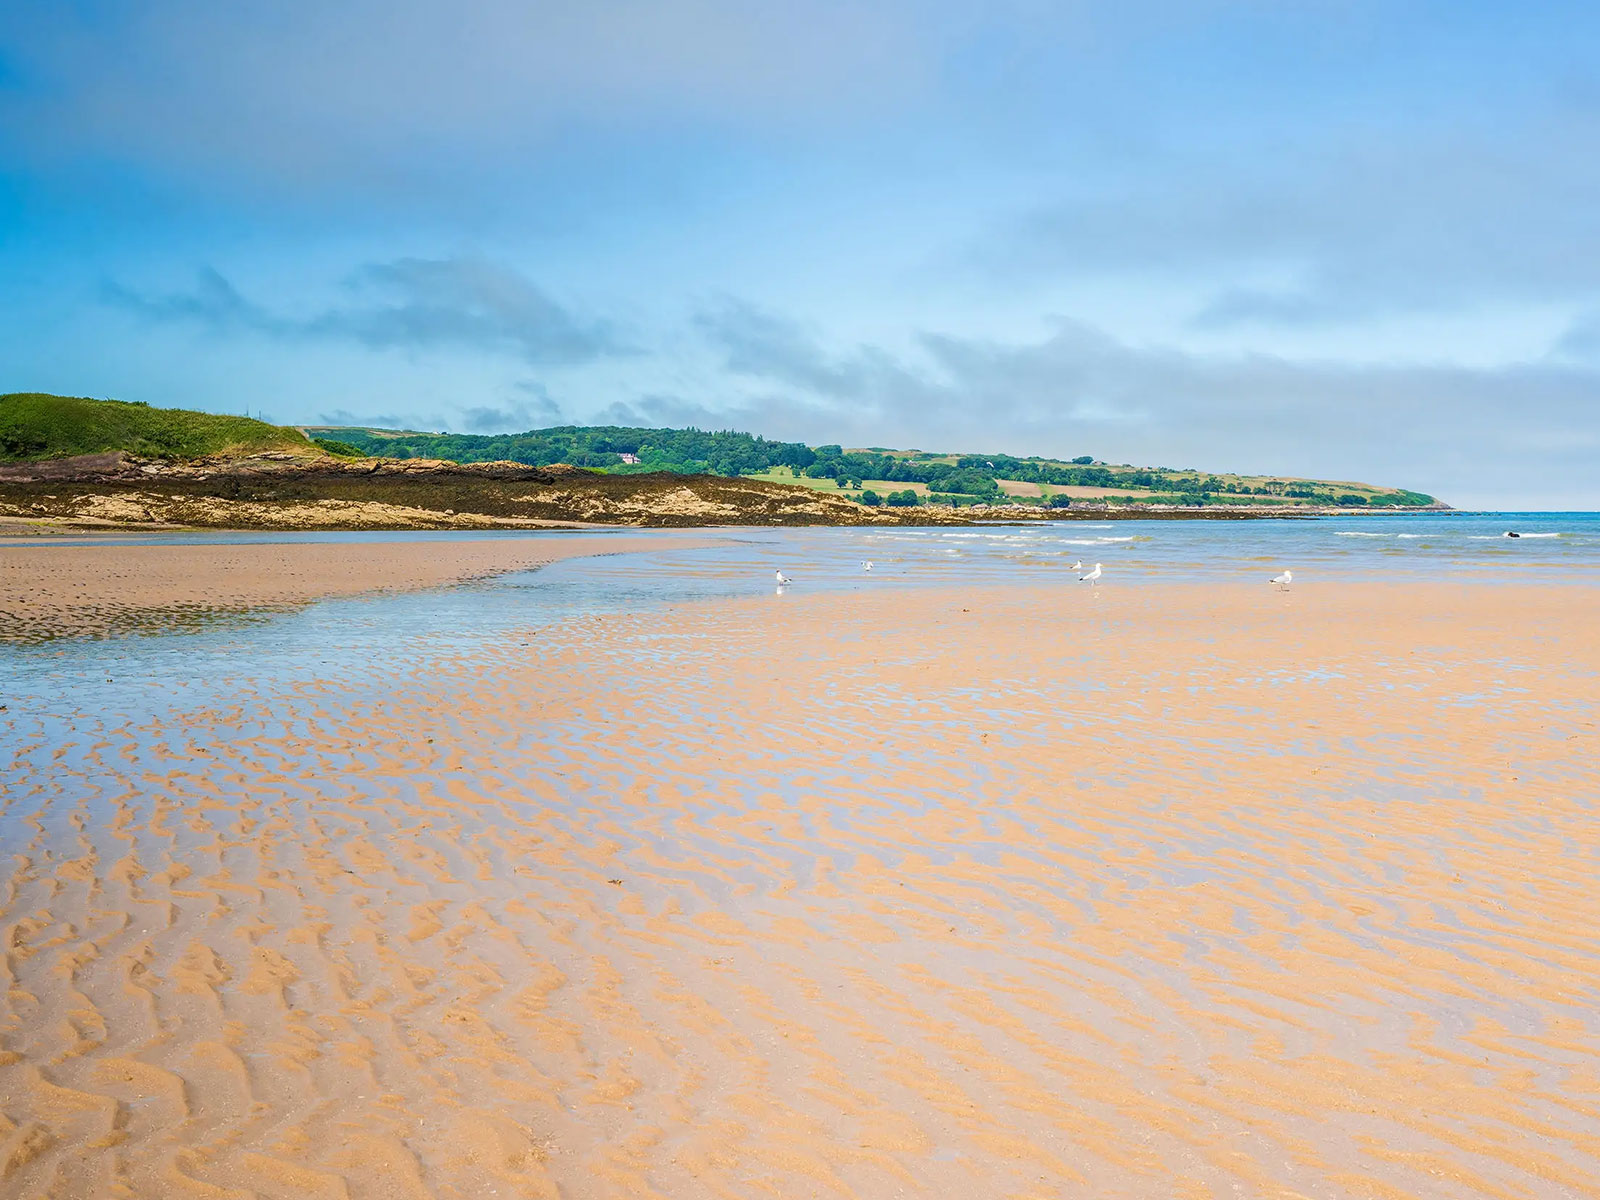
[
  {"xmin": 0, "ymin": 452, "xmax": 1447, "ymax": 532},
  {"xmin": 0, "ymin": 532, "xmax": 712, "ymax": 641}
]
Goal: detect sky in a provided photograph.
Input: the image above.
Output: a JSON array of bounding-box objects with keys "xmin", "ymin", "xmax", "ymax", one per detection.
[{"xmin": 3, "ymin": 1, "xmax": 1598, "ymax": 508}]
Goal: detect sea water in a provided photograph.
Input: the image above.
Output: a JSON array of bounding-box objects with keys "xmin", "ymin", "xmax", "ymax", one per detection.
[{"xmin": 4, "ymin": 513, "xmax": 1595, "ymax": 775}]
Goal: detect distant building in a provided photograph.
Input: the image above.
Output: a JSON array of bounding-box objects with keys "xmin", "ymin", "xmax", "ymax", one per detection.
[{"xmin": 619, "ymin": 453, "xmax": 641, "ymax": 464}]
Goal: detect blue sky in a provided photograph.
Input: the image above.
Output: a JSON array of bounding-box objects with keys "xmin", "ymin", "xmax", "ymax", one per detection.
[{"xmin": 3, "ymin": 1, "xmax": 1598, "ymax": 507}]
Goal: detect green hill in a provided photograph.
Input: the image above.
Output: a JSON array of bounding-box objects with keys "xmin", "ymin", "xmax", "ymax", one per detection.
[
  {"xmin": 0, "ymin": 394, "xmax": 1439, "ymax": 507},
  {"xmin": 311, "ymin": 423, "xmax": 1439, "ymax": 509},
  {"xmin": 0, "ymin": 393, "xmax": 317, "ymax": 462}
]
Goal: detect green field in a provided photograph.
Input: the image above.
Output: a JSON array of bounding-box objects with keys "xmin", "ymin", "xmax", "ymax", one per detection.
[
  {"xmin": 0, "ymin": 393, "xmax": 316, "ymax": 462},
  {"xmin": 744, "ymin": 469, "xmax": 930, "ymax": 496}
]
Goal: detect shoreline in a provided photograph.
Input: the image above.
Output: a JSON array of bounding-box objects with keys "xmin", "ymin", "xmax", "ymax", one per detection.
[
  {"xmin": 0, "ymin": 453, "xmax": 1449, "ymax": 532},
  {"xmin": 0, "ymin": 532, "xmax": 712, "ymax": 642},
  {"xmin": 0, "ymin": 502, "xmax": 1452, "ymax": 542}
]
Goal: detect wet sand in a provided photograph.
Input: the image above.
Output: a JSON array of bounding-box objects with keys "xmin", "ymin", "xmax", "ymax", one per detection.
[
  {"xmin": 0, "ymin": 536, "xmax": 687, "ymax": 640},
  {"xmin": 2, "ymin": 580, "xmax": 1597, "ymax": 1198}
]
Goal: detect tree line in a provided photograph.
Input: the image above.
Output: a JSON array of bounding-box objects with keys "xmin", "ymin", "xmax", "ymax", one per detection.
[{"xmin": 322, "ymin": 425, "xmax": 1434, "ymax": 506}]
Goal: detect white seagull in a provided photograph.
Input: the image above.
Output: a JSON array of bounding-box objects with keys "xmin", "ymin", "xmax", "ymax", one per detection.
[
  {"xmin": 1079, "ymin": 563, "xmax": 1103, "ymax": 585},
  {"xmin": 1270, "ymin": 569, "xmax": 1293, "ymax": 591},
  {"xmin": 861, "ymin": 560, "xmax": 874, "ymax": 571},
  {"xmin": 1069, "ymin": 559, "xmax": 1083, "ymax": 571},
  {"xmin": 775, "ymin": 569, "xmax": 793, "ymax": 586}
]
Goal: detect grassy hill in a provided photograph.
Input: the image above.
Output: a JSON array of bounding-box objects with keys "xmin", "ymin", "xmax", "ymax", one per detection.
[
  {"xmin": 0, "ymin": 393, "xmax": 317, "ymax": 462},
  {"xmin": 0, "ymin": 394, "xmax": 1439, "ymax": 508},
  {"xmin": 311, "ymin": 423, "xmax": 1440, "ymax": 509}
]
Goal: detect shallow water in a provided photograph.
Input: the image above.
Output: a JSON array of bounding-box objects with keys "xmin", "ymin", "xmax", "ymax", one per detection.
[
  {"xmin": 14, "ymin": 510, "xmax": 1600, "ymax": 587},
  {"xmin": 4, "ymin": 515, "xmax": 1597, "ymax": 778},
  {"xmin": 2, "ymin": 524, "xmax": 1598, "ymax": 1198}
]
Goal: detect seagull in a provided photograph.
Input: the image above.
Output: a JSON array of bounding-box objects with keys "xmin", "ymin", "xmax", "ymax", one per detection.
[
  {"xmin": 861, "ymin": 560, "xmax": 874, "ymax": 571},
  {"xmin": 1079, "ymin": 563, "xmax": 1102, "ymax": 585},
  {"xmin": 775, "ymin": 569, "xmax": 793, "ymax": 586},
  {"xmin": 1270, "ymin": 569, "xmax": 1293, "ymax": 590},
  {"xmin": 1069, "ymin": 560, "xmax": 1083, "ymax": 571}
]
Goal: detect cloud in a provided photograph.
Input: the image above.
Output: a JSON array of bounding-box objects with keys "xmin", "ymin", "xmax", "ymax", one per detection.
[
  {"xmin": 978, "ymin": 119, "xmax": 1600, "ymax": 327},
  {"xmin": 690, "ymin": 303, "xmax": 1600, "ymax": 505},
  {"xmin": 695, "ymin": 297, "xmax": 928, "ymax": 403},
  {"xmin": 456, "ymin": 381, "xmax": 564, "ymax": 433},
  {"xmin": 107, "ymin": 257, "xmax": 628, "ymax": 365},
  {"xmin": 104, "ymin": 267, "xmax": 275, "ymax": 328},
  {"xmin": 587, "ymin": 394, "xmax": 743, "ymax": 430},
  {"xmin": 0, "ymin": 0, "xmax": 944, "ymax": 190},
  {"xmin": 315, "ymin": 407, "xmax": 409, "ymax": 429}
]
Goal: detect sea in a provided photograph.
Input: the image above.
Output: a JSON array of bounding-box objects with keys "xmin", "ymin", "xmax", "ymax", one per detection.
[
  {"xmin": 7, "ymin": 511, "xmax": 1599, "ymax": 640},
  {"xmin": 3, "ymin": 511, "xmax": 1595, "ymax": 771}
]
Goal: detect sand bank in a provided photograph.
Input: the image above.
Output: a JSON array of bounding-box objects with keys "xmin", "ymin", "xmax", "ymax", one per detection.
[
  {"xmin": 0, "ymin": 534, "xmax": 696, "ymax": 640},
  {"xmin": 2, "ymin": 580, "xmax": 1597, "ymax": 1197}
]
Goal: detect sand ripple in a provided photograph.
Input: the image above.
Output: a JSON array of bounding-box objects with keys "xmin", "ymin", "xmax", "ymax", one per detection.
[{"xmin": 2, "ymin": 582, "xmax": 1597, "ymax": 1198}]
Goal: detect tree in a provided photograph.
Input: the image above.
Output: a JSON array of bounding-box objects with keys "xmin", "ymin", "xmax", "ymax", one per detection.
[
  {"xmin": 886, "ymin": 489, "xmax": 919, "ymax": 507},
  {"xmin": 1071, "ymin": 455, "xmax": 1094, "ymax": 465},
  {"xmin": 1048, "ymin": 493, "xmax": 1072, "ymax": 508},
  {"xmin": 860, "ymin": 490, "xmax": 882, "ymax": 506},
  {"xmin": 938, "ymin": 468, "xmax": 1000, "ymax": 497}
]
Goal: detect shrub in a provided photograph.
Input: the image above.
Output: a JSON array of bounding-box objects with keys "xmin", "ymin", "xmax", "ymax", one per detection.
[
  {"xmin": 1048, "ymin": 494, "xmax": 1072, "ymax": 508},
  {"xmin": 859, "ymin": 490, "xmax": 882, "ymax": 506}
]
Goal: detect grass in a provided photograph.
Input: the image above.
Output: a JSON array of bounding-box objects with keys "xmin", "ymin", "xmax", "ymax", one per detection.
[
  {"xmin": 753, "ymin": 467, "xmax": 1395, "ymax": 508},
  {"xmin": 0, "ymin": 394, "xmax": 317, "ymax": 462},
  {"xmin": 743, "ymin": 470, "xmax": 931, "ymax": 497}
]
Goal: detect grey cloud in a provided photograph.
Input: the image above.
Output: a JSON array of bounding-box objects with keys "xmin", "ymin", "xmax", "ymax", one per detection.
[
  {"xmin": 695, "ymin": 297, "xmax": 929, "ymax": 403},
  {"xmin": 694, "ymin": 306, "xmax": 1600, "ymax": 507},
  {"xmin": 316, "ymin": 407, "xmax": 408, "ymax": 429},
  {"xmin": 981, "ymin": 120, "xmax": 1600, "ymax": 326},
  {"xmin": 103, "ymin": 268, "xmax": 278, "ymax": 330},
  {"xmin": 108, "ymin": 257, "xmax": 627, "ymax": 365},
  {"xmin": 456, "ymin": 381, "xmax": 564, "ymax": 433},
  {"xmin": 587, "ymin": 394, "xmax": 728, "ymax": 429},
  {"xmin": 589, "ymin": 401, "xmax": 653, "ymax": 427},
  {"xmin": 0, "ymin": 0, "xmax": 942, "ymax": 186}
]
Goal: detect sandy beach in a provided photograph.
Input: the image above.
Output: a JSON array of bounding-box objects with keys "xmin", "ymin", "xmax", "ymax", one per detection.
[
  {"xmin": 0, "ymin": 535, "xmax": 695, "ymax": 641},
  {"xmin": 3, "ymin": 563, "xmax": 1597, "ymax": 1198}
]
